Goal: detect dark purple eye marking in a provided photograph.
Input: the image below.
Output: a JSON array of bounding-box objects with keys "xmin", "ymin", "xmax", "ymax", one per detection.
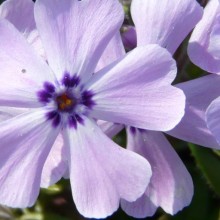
[
  {"xmin": 68, "ymin": 114, "xmax": 84, "ymax": 129},
  {"xmin": 44, "ymin": 82, "xmax": 55, "ymax": 93},
  {"xmin": 62, "ymin": 72, "xmax": 80, "ymax": 88},
  {"xmin": 81, "ymin": 90, "xmax": 95, "ymax": 109},
  {"xmin": 69, "ymin": 115, "xmax": 77, "ymax": 128},
  {"xmin": 37, "ymin": 82, "xmax": 55, "ymax": 103},
  {"xmin": 47, "ymin": 111, "xmax": 58, "ymax": 120},
  {"xmin": 38, "ymin": 73, "xmax": 96, "ymax": 129},
  {"xmin": 46, "ymin": 111, "xmax": 61, "ymax": 127}
]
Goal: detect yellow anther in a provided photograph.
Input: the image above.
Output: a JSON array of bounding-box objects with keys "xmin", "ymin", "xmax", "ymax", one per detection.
[{"xmin": 56, "ymin": 93, "xmax": 74, "ymax": 111}]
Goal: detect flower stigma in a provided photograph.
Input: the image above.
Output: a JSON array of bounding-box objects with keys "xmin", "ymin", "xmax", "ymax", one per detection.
[{"xmin": 56, "ymin": 92, "xmax": 75, "ymax": 112}]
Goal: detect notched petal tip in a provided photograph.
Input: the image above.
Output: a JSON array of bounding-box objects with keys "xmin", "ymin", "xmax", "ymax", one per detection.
[{"xmin": 64, "ymin": 118, "xmax": 152, "ymax": 218}]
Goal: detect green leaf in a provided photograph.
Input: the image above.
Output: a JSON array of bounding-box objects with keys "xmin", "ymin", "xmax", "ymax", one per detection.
[
  {"xmin": 41, "ymin": 184, "xmax": 63, "ymax": 195},
  {"xmin": 19, "ymin": 213, "xmax": 43, "ymax": 220},
  {"xmin": 189, "ymin": 143, "xmax": 220, "ymax": 196},
  {"xmin": 213, "ymin": 149, "xmax": 220, "ymax": 157}
]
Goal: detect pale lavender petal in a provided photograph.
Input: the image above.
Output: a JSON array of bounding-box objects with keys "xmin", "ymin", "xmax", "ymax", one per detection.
[
  {"xmin": 41, "ymin": 134, "xmax": 68, "ymax": 188},
  {"xmin": 168, "ymin": 74, "xmax": 220, "ymax": 149},
  {"xmin": 0, "ymin": 0, "xmax": 35, "ymax": 36},
  {"xmin": 0, "ymin": 20, "xmax": 56, "ymax": 107},
  {"xmin": 132, "ymin": 0, "xmax": 203, "ymax": 54},
  {"xmin": 121, "ymin": 194, "xmax": 157, "ymax": 218},
  {"xmin": 63, "ymin": 118, "xmax": 151, "ymax": 218},
  {"xmin": 95, "ymin": 33, "xmax": 125, "ymax": 72},
  {"xmin": 87, "ymin": 45, "xmax": 185, "ymax": 131},
  {"xmin": 0, "ymin": 110, "xmax": 60, "ymax": 207},
  {"xmin": 97, "ymin": 120, "xmax": 124, "ymax": 138},
  {"xmin": 188, "ymin": 0, "xmax": 220, "ymax": 73},
  {"xmin": 121, "ymin": 128, "xmax": 193, "ymax": 217},
  {"xmin": 63, "ymin": 167, "xmax": 70, "ymax": 179},
  {"xmin": 0, "ymin": 0, "xmax": 45, "ymax": 58},
  {"xmin": 206, "ymin": 97, "xmax": 220, "ymax": 144},
  {"xmin": 26, "ymin": 30, "xmax": 46, "ymax": 59},
  {"xmin": 207, "ymin": 19, "xmax": 220, "ymax": 59},
  {"xmin": 35, "ymin": 0, "xmax": 124, "ymax": 82},
  {"xmin": 0, "ymin": 107, "xmax": 27, "ymax": 121}
]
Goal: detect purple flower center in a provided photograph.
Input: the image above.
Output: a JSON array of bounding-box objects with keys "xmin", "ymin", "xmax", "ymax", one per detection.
[
  {"xmin": 37, "ymin": 73, "xmax": 95, "ymax": 129},
  {"xmin": 56, "ymin": 92, "xmax": 75, "ymax": 112}
]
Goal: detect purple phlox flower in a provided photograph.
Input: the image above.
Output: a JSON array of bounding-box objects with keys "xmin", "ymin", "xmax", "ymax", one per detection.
[
  {"xmin": 37, "ymin": 0, "xmax": 216, "ymax": 218},
  {"xmin": 0, "ymin": 0, "xmax": 186, "ymax": 218},
  {"xmin": 187, "ymin": 0, "xmax": 220, "ymax": 146},
  {"xmin": 39, "ymin": 0, "xmax": 203, "ymax": 217},
  {"xmin": 42, "ymin": 0, "xmax": 220, "ymax": 217},
  {"xmin": 188, "ymin": 0, "xmax": 220, "ymax": 73}
]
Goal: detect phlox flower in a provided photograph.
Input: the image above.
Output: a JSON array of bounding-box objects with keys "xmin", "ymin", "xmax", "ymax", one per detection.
[
  {"xmin": 38, "ymin": 0, "xmax": 220, "ymax": 218},
  {"xmin": 0, "ymin": 0, "xmax": 186, "ymax": 218},
  {"xmin": 187, "ymin": 0, "xmax": 220, "ymax": 145},
  {"xmin": 40, "ymin": 0, "xmax": 220, "ymax": 217},
  {"xmin": 6, "ymin": 0, "xmax": 220, "ymax": 218}
]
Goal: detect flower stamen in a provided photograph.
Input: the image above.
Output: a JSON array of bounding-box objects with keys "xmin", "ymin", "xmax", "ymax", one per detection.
[{"xmin": 56, "ymin": 93, "xmax": 75, "ymax": 111}]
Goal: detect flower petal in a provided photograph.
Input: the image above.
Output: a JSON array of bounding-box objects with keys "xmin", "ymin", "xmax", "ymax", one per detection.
[
  {"xmin": 0, "ymin": 110, "xmax": 60, "ymax": 207},
  {"xmin": 121, "ymin": 128, "xmax": 193, "ymax": 217},
  {"xmin": 131, "ymin": 0, "xmax": 203, "ymax": 54},
  {"xmin": 206, "ymin": 97, "xmax": 220, "ymax": 144},
  {"xmin": 40, "ymin": 134, "xmax": 68, "ymax": 188},
  {"xmin": 121, "ymin": 194, "xmax": 157, "ymax": 218},
  {"xmin": 188, "ymin": 0, "xmax": 220, "ymax": 73},
  {"xmin": 0, "ymin": 0, "xmax": 35, "ymax": 36},
  {"xmin": 121, "ymin": 26, "xmax": 137, "ymax": 51},
  {"xmin": 26, "ymin": 29, "xmax": 45, "ymax": 59},
  {"xmin": 0, "ymin": 20, "xmax": 56, "ymax": 107},
  {"xmin": 0, "ymin": 107, "xmax": 27, "ymax": 121},
  {"xmin": 167, "ymin": 74, "xmax": 220, "ymax": 149},
  {"xmin": 97, "ymin": 120, "xmax": 124, "ymax": 138},
  {"xmin": 208, "ymin": 18, "xmax": 220, "ymax": 60},
  {"xmin": 63, "ymin": 117, "xmax": 151, "ymax": 218},
  {"xmin": 34, "ymin": 0, "xmax": 124, "ymax": 82},
  {"xmin": 87, "ymin": 45, "xmax": 185, "ymax": 131},
  {"xmin": 0, "ymin": 108, "xmax": 66, "ymax": 189},
  {"xmin": 0, "ymin": 0, "xmax": 45, "ymax": 59},
  {"xmin": 95, "ymin": 33, "xmax": 125, "ymax": 72}
]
